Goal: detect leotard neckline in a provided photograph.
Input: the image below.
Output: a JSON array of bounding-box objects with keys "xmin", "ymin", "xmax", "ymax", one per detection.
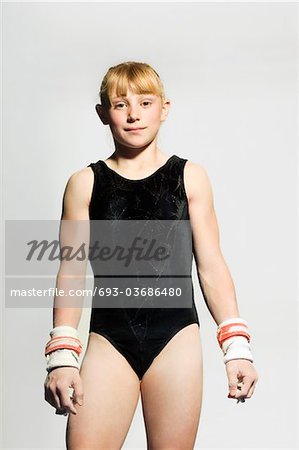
[{"xmin": 100, "ymin": 154, "xmax": 177, "ymax": 183}]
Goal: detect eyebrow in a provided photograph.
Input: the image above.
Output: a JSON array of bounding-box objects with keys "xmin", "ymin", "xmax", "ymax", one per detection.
[{"xmin": 112, "ymin": 94, "xmax": 155, "ymax": 101}]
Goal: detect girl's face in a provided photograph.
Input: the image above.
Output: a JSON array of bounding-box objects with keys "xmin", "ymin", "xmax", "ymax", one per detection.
[{"xmin": 100, "ymin": 88, "xmax": 170, "ymax": 148}]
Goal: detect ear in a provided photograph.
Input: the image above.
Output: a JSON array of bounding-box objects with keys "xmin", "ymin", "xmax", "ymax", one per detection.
[
  {"xmin": 160, "ymin": 99, "xmax": 171, "ymax": 123},
  {"xmin": 95, "ymin": 104, "xmax": 110, "ymax": 125}
]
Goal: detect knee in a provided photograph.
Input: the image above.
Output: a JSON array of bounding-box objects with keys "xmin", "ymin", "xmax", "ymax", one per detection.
[{"xmin": 147, "ymin": 435, "xmax": 196, "ymax": 450}]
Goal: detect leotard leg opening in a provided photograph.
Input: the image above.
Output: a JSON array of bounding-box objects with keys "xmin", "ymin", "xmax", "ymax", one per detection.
[{"xmin": 90, "ymin": 319, "xmax": 200, "ymax": 381}]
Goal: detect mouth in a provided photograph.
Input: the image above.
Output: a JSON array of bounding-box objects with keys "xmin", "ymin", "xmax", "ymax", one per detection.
[{"xmin": 125, "ymin": 127, "xmax": 146, "ymax": 132}]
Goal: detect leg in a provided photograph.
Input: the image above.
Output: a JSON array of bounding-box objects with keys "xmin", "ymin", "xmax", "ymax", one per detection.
[
  {"xmin": 140, "ymin": 324, "xmax": 203, "ymax": 450},
  {"xmin": 66, "ymin": 332, "xmax": 141, "ymax": 449}
]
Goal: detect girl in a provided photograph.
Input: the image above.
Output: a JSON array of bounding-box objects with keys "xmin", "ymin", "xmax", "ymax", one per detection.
[{"xmin": 44, "ymin": 61, "xmax": 258, "ymax": 449}]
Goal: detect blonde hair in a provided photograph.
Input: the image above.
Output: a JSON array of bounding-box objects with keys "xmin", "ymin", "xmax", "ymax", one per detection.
[{"xmin": 99, "ymin": 61, "xmax": 166, "ymax": 109}]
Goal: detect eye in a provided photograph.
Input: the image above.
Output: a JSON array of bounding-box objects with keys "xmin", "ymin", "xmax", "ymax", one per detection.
[
  {"xmin": 115, "ymin": 102, "xmax": 126, "ymax": 109},
  {"xmin": 142, "ymin": 101, "xmax": 152, "ymax": 107}
]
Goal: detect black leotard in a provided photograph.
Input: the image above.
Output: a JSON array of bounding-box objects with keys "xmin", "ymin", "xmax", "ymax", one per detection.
[{"xmin": 87, "ymin": 154, "xmax": 200, "ymax": 380}]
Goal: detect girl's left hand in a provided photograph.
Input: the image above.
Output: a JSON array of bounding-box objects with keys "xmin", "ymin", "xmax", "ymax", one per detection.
[{"xmin": 225, "ymin": 359, "xmax": 259, "ymax": 402}]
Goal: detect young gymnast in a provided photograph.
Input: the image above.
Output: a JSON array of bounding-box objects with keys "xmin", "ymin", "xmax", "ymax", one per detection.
[{"xmin": 44, "ymin": 61, "xmax": 259, "ymax": 449}]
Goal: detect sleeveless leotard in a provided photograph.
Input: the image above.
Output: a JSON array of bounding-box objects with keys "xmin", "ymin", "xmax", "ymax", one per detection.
[{"xmin": 87, "ymin": 154, "xmax": 200, "ymax": 380}]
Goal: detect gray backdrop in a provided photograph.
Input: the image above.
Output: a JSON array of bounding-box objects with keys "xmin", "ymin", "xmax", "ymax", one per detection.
[{"xmin": 1, "ymin": 2, "xmax": 297, "ymax": 449}]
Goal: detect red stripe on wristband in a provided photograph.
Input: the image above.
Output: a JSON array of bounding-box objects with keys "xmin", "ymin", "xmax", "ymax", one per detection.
[
  {"xmin": 45, "ymin": 344, "xmax": 82, "ymax": 356},
  {"xmin": 45, "ymin": 336, "xmax": 81, "ymax": 346},
  {"xmin": 217, "ymin": 330, "xmax": 251, "ymax": 348},
  {"xmin": 217, "ymin": 323, "xmax": 248, "ymax": 333},
  {"xmin": 45, "ymin": 336, "xmax": 83, "ymax": 356}
]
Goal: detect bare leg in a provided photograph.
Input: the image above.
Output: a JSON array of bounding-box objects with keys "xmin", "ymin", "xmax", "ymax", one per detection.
[
  {"xmin": 140, "ymin": 324, "xmax": 203, "ymax": 450},
  {"xmin": 66, "ymin": 332, "xmax": 141, "ymax": 449}
]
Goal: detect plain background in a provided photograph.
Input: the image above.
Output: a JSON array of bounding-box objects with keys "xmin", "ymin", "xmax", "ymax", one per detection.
[{"xmin": 1, "ymin": 2, "xmax": 298, "ymax": 449}]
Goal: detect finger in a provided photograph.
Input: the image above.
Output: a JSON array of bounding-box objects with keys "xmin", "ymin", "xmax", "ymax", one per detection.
[
  {"xmin": 55, "ymin": 407, "xmax": 68, "ymax": 416},
  {"xmin": 57, "ymin": 387, "xmax": 78, "ymax": 415},
  {"xmin": 227, "ymin": 372, "xmax": 248, "ymax": 398},
  {"xmin": 44, "ymin": 384, "xmax": 62, "ymax": 410},
  {"xmin": 72, "ymin": 378, "xmax": 84, "ymax": 406},
  {"xmin": 246, "ymin": 379, "xmax": 258, "ymax": 398},
  {"xmin": 235, "ymin": 377, "xmax": 253, "ymax": 399},
  {"xmin": 228, "ymin": 375, "xmax": 240, "ymax": 397},
  {"xmin": 52, "ymin": 390, "xmax": 63, "ymax": 409}
]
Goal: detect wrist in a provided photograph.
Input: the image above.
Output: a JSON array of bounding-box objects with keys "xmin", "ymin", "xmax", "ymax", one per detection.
[
  {"xmin": 216, "ymin": 317, "xmax": 254, "ymax": 364},
  {"xmin": 45, "ymin": 325, "xmax": 83, "ymax": 372}
]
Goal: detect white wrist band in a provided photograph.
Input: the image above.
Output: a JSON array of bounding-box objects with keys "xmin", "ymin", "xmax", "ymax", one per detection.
[
  {"xmin": 222, "ymin": 336, "xmax": 254, "ymax": 364},
  {"xmin": 45, "ymin": 325, "xmax": 82, "ymax": 373},
  {"xmin": 46, "ymin": 348, "xmax": 80, "ymax": 373},
  {"xmin": 217, "ymin": 317, "xmax": 248, "ymax": 331},
  {"xmin": 50, "ymin": 325, "xmax": 80, "ymax": 339}
]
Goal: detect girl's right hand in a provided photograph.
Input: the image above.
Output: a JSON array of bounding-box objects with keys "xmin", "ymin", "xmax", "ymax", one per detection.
[{"xmin": 44, "ymin": 366, "xmax": 84, "ymax": 415}]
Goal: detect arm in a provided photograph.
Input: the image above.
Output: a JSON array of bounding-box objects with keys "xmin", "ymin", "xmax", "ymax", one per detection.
[
  {"xmin": 53, "ymin": 167, "xmax": 94, "ymax": 328},
  {"xmin": 44, "ymin": 167, "xmax": 93, "ymax": 415},
  {"xmin": 184, "ymin": 161, "xmax": 258, "ymax": 402},
  {"xmin": 184, "ymin": 162, "xmax": 240, "ymax": 326}
]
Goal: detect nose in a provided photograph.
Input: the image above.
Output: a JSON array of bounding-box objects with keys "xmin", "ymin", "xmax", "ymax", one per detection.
[{"xmin": 127, "ymin": 105, "xmax": 140, "ymax": 122}]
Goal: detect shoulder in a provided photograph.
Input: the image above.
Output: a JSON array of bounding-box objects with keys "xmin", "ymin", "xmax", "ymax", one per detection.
[
  {"xmin": 184, "ymin": 159, "xmax": 208, "ymax": 179},
  {"xmin": 183, "ymin": 159, "xmax": 213, "ymax": 202},
  {"xmin": 64, "ymin": 165, "xmax": 94, "ymax": 205},
  {"xmin": 72, "ymin": 165, "xmax": 94, "ymax": 181}
]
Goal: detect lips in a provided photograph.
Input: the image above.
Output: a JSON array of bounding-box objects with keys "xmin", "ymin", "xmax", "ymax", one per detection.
[{"xmin": 125, "ymin": 127, "xmax": 146, "ymax": 131}]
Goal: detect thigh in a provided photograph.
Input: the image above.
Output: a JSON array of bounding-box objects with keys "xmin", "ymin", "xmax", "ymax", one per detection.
[
  {"xmin": 140, "ymin": 324, "xmax": 203, "ymax": 450},
  {"xmin": 66, "ymin": 332, "xmax": 141, "ymax": 450}
]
